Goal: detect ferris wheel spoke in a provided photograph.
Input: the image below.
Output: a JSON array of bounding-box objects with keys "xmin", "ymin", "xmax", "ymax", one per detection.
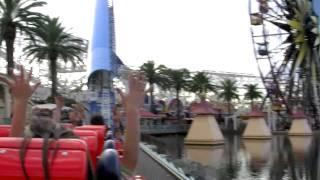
[
  {"xmin": 273, "ymin": 0, "xmax": 286, "ymax": 13},
  {"xmin": 252, "ymin": 32, "xmax": 289, "ymax": 37},
  {"xmin": 266, "ymin": 7, "xmax": 284, "ymax": 19},
  {"xmin": 248, "ymin": 0, "xmax": 320, "ymax": 118},
  {"xmin": 263, "ymin": 13, "xmax": 283, "ymax": 21}
]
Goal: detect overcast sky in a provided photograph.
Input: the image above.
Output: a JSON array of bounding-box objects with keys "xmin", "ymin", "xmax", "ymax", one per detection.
[{"xmin": 43, "ymin": 0, "xmax": 259, "ymax": 75}]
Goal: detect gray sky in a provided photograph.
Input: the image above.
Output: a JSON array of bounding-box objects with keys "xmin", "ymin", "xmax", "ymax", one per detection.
[{"xmin": 43, "ymin": 0, "xmax": 259, "ymax": 75}]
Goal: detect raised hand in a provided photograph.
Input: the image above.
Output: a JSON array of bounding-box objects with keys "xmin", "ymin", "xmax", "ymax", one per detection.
[
  {"xmin": 0, "ymin": 65, "xmax": 40, "ymax": 101},
  {"xmin": 0, "ymin": 65, "xmax": 41, "ymax": 137},
  {"xmin": 116, "ymin": 72, "xmax": 146, "ymax": 110},
  {"xmin": 55, "ymin": 95, "xmax": 64, "ymax": 108},
  {"xmin": 115, "ymin": 72, "xmax": 146, "ymax": 171}
]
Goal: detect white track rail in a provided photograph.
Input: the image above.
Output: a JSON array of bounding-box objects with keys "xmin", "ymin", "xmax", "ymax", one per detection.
[{"xmin": 139, "ymin": 143, "xmax": 194, "ymax": 180}]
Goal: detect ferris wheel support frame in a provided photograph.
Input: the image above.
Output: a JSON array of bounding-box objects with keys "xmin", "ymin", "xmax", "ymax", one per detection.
[{"xmin": 249, "ymin": 1, "xmax": 291, "ymax": 115}]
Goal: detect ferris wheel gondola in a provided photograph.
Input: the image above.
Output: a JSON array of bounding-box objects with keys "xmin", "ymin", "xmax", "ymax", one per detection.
[{"xmin": 249, "ymin": 0, "xmax": 320, "ymax": 123}]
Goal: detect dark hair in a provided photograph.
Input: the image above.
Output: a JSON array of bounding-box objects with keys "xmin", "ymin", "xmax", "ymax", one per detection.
[
  {"xmin": 90, "ymin": 114, "xmax": 105, "ymax": 125},
  {"xmin": 20, "ymin": 116, "xmax": 95, "ymax": 180}
]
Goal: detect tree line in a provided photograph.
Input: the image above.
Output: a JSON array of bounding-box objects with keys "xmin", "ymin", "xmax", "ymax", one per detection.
[{"xmin": 140, "ymin": 61, "xmax": 264, "ymax": 115}]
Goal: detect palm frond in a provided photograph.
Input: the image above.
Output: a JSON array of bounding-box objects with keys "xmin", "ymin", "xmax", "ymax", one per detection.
[
  {"xmin": 218, "ymin": 79, "xmax": 239, "ymax": 102},
  {"xmin": 23, "ymin": 16, "xmax": 86, "ymax": 66},
  {"xmin": 244, "ymin": 84, "xmax": 263, "ymax": 101},
  {"xmin": 188, "ymin": 71, "xmax": 216, "ymax": 98}
]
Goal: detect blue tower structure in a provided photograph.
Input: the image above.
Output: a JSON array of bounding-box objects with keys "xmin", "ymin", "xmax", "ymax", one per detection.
[
  {"xmin": 88, "ymin": 0, "xmax": 123, "ymax": 126},
  {"xmin": 314, "ymin": 0, "xmax": 320, "ymax": 16}
]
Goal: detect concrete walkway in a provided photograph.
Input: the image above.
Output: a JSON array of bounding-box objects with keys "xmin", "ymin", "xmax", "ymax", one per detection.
[{"xmin": 135, "ymin": 149, "xmax": 178, "ymax": 180}]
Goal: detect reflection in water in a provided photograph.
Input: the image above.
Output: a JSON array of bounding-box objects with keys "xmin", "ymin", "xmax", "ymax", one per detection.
[
  {"xmin": 244, "ymin": 139, "xmax": 271, "ymax": 179},
  {"xmin": 244, "ymin": 139, "xmax": 271, "ymax": 164},
  {"xmin": 306, "ymin": 135, "xmax": 320, "ymax": 180},
  {"xmin": 290, "ymin": 136, "xmax": 312, "ymax": 161},
  {"xmin": 185, "ymin": 145, "xmax": 224, "ymax": 167},
  {"xmin": 269, "ymin": 136, "xmax": 288, "ymax": 180},
  {"xmin": 143, "ymin": 134, "xmax": 320, "ymax": 180},
  {"xmin": 290, "ymin": 136, "xmax": 312, "ymax": 180}
]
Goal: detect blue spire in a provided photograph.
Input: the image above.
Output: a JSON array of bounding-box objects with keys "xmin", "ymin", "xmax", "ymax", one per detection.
[
  {"xmin": 88, "ymin": 0, "xmax": 112, "ymax": 75},
  {"xmin": 314, "ymin": 0, "xmax": 320, "ymax": 16}
]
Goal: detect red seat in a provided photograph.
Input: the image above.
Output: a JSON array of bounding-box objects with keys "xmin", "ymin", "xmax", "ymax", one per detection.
[
  {"xmin": 115, "ymin": 140, "xmax": 123, "ymax": 149},
  {"xmin": 75, "ymin": 125, "xmax": 106, "ymax": 155},
  {"xmin": 73, "ymin": 130, "xmax": 98, "ymax": 166},
  {"xmin": 0, "ymin": 125, "xmax": 11, "ymax": 137},
  {"xmin": 115, "ymin": 140, "xmax": 124, "ymax": 158},
  {"xmin": 0, "ymin": 137, "xmax": 88, "ymax": 180}
]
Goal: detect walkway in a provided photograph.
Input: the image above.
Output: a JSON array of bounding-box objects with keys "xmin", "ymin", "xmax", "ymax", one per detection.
[{"xmin": 136, "ymin": 149, "xmax": 178, "ymax": 180}]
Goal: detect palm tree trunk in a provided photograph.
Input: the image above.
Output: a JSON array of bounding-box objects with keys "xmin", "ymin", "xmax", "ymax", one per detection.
[
  {"xmin": 251, "ymin": 99, "xmax": 254, "ymax": 110},
  {"xmin": 176, "ymin": 90, "xmax": 182, "ymax": 121},
  {"xmin": 49, "ymin": 58, "xmax": 58, "ymax": 96},
  {"xmin": 199, "ymin": 91, "xmax": 206, "ymax": 102},
  {"xmin": 228, "ymin": 101, "xmax": 231, "ymax": 114},
  {"xmin": 150, "ymin": 84, "xmax": 154, "ymax": 112},
  {"xmin": 5, "ymin": 38, "xmax": 15, "ymax": 76},
  {"xmin": 4, "ymin": 24, "xmax": 16, "ymax": 76}
]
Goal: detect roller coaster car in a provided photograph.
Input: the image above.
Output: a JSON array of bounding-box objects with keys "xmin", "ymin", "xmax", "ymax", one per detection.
[
  {"xmin": 0, "ymin": 125, "xmax": 144, "ymax": 179},
  {"xmin": 0, "ymin": 125, "xmax": 10, "ymax": 137},
  {"xmin": 0, "ymin": 137, "xmax": 88, "ymax": 180},
  {"xmin": 73, "ymin": 130, "xmax": 99, "ymax": 168},
  {"xmin": 75, "ymin": 125, "xmax": 107, "ymax": 154}
]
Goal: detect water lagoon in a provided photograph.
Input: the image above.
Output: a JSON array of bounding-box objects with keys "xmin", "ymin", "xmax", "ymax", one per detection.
[{"xmin": 143, "ymin": 134, "xmax": 320, "ymax": 180}]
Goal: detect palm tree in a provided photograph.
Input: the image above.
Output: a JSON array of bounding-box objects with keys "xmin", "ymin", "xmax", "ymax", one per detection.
[
  {"xmin": 165, "ymin": 68, "xmax": 190, "ymax": 119},
  {"xmin": 218, "ymin": 79, "xmax": 239, "ymax": 114},
  {"xmin": 188, "ymin": 71, "xmax": 216, "ymax": 101},
  {"xmin": 0, "ymin": 0, "xmax": 47, "ymax": 75},
  {"xmin": 244, "ymin": 84, "xmax": 263, "ymax": 110},
  {"xmin": 139, "ymin": 61, "xmax": 167, "ymax": 112},
  {"xmin": 23, "ymin": 17, "xmax": 86, "ymax": 96}
]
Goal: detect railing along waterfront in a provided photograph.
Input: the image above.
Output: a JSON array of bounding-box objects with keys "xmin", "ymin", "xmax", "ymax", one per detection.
[
  {"xmin": 141, "ymin": 124, "xmax": 190, "ymax": 134},
  {"xmin": 140, "ymin": 142, "xmax": 194, "ymax": 180}
]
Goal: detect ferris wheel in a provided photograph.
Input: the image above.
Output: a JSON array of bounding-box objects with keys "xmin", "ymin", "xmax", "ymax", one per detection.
[{"xmin": 249, "ymin": 0, "xmax": 320, "ymax": 121}]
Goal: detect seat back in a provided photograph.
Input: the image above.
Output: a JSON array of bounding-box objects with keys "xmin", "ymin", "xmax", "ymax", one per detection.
[
  {"xmin": 0, "ymin": 138, "xmax": 88, "ymax": 180},
  {"xmin": 0, "ymin": 125, "xmax": 10, "ymax": 137},
  {"xmin": 73, "ymin": 130, "xmax": 98, "ymax": 166},
  {"xmin": 114, "ymin": 140, "xmax": 124, "ymax": 158},
  {"xmin": 75, "ymin": 125, "xmax": 106, "ymax": 155}
]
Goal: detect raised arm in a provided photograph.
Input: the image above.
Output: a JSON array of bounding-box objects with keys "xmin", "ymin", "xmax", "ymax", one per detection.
[
  {"xmin": 116, "ymin": 73, "xmax": 146, "ymax": 171},
  {"xmin": 0, "ymin": 66, "xmax": 40, "ymax": 137}
]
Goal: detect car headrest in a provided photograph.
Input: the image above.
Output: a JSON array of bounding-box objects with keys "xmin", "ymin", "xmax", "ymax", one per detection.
[
  {"xmin": 0, "ymin": 125, "xmax": 10, "ymax": 137},
  {"xmin": 0, "ymin": 138, "xmax": 87, "ymax": 151},
  {"xmin": 73, "ymin": 129, "xmax": 98, "ymax": 137},
  {"xmin": 0, "ymin": 137, "xmax": 88, "ymax": 180},
  {"xmin": 75, "ymin": 125, "xmax": 106, "ymax": 154},
  {"xmin": 73, "ymin": 130, "xmax": 99, "ymax": 168}
]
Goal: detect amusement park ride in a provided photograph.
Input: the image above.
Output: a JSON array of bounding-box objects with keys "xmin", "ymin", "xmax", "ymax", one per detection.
[
  {"xmin": 3, "ymin": 0, "xmax": 320, "ymax": 179},
  {"xmin": 87, "ymin": 0, "xmax": 123, "ymax": 128},
  {"xmin": 249, "ymin": 0, "xmax": 320, "ymax": 124}
]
